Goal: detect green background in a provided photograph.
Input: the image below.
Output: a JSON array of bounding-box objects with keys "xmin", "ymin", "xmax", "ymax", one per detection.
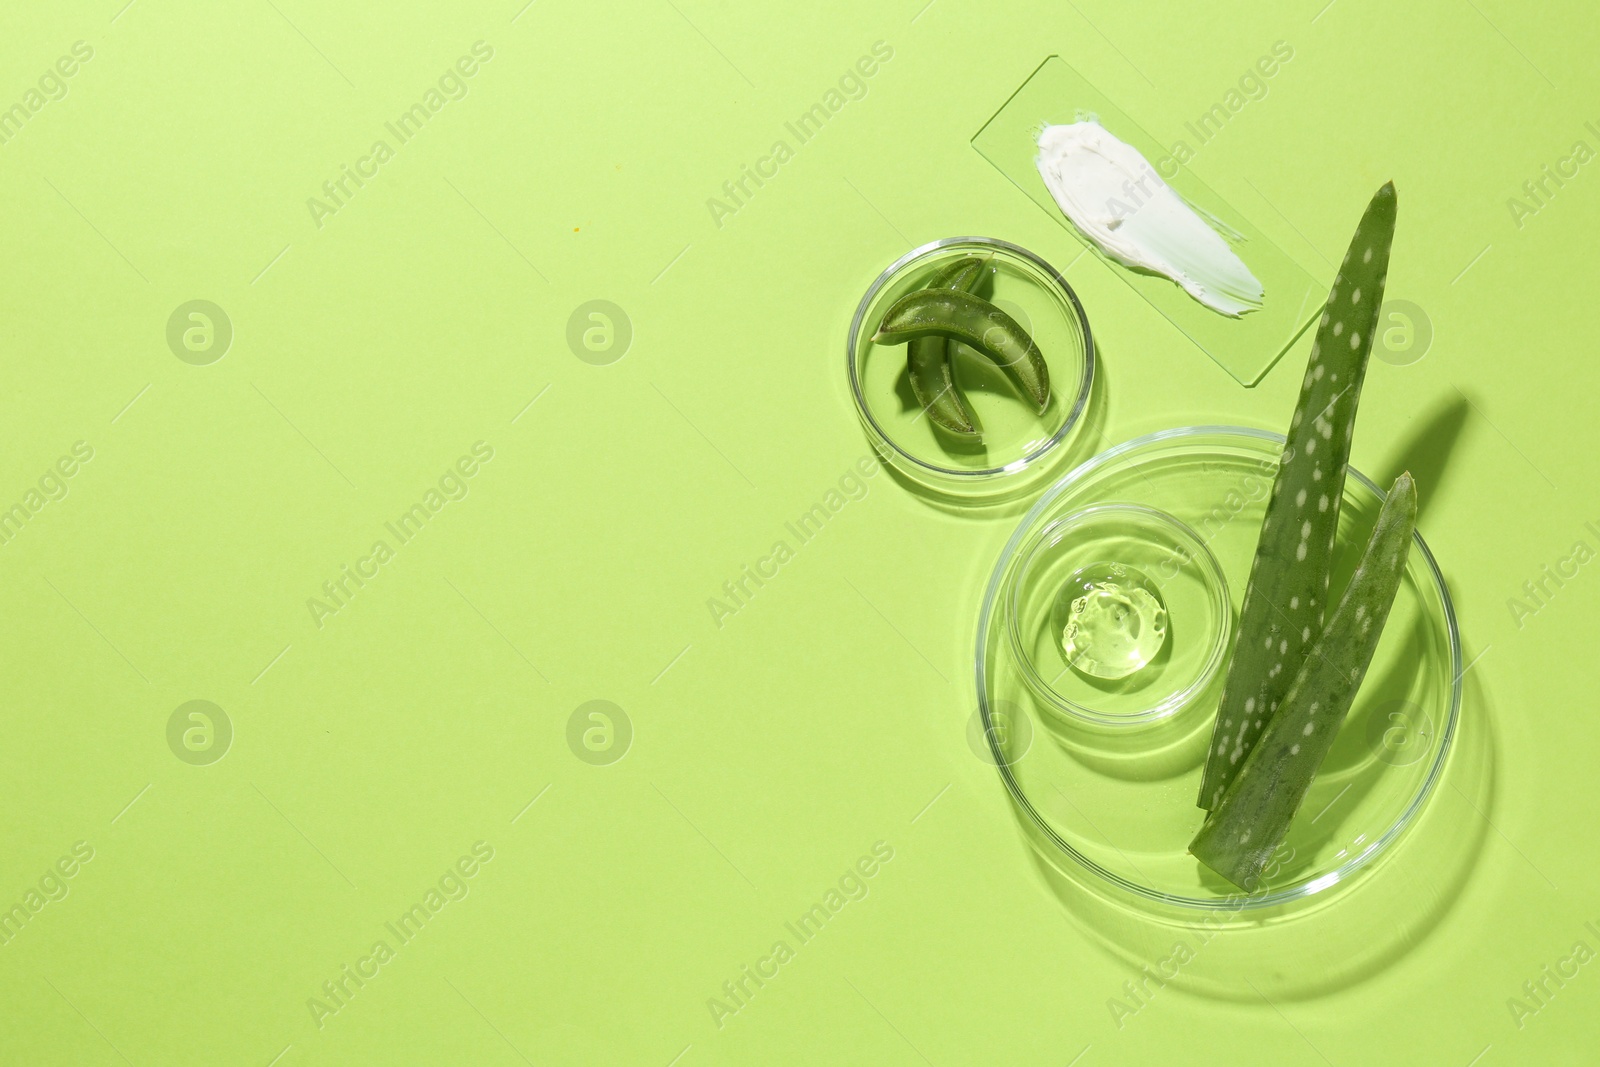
[{"xmin": 1, "ymin": 0, "xmax": 1595, "ymax": 1063}]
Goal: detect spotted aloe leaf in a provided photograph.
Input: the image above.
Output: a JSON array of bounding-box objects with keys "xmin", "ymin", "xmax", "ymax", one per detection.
[
  {"xmin": 1196, "ymin": 182, "xmax": 1398, "ymax": 810},
  {"xmin": 1190, "ymin": 472, "xmax": 1417, "ymax": 889}
]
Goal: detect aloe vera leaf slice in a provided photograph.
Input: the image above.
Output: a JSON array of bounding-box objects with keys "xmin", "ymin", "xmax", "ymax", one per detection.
[
  {"xmin": 907, "ymin": 258, "xmax": 986, "ymax": 434},
  {"xmin": 1189, "ymin": 472, "xmax": 1417, "ymax": 890},
  {"xmin": 873, "ymin": 288, "xmax": 1051, "ymax": 411},
  {"xmin": 1196, "ymin": 182, "xmax": 1399, "ymax": 809}
]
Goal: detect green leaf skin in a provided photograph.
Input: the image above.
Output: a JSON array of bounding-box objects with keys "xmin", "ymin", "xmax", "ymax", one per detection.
[
  {"xmin": 907, "ymin": 258, "xmax": 986, "ymax": 435},
  {"xmin": 1189, "ymin": 472, "xmax": 1417, "ymax": 890},
  {"xmin": 872, "ymin": 288, "xmax": 1050, "ymax": 411},
  {"xmin": 1196, "ymin": 182, "xmax": 1399, "ymax": 810}
]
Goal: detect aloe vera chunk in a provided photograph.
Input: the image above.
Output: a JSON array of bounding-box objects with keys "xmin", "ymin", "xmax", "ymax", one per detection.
[
  {"xmin": 1189, "ymin": 472, "xmax": 1417, "ymax": 890},
  {"xmin": 1196, "ymin": 182, "xmax": 1399, "ymax": 809},
  {"xmin": 874, "ymin": 289, "xmax": 1051, "ymax": 411},
  {"xmin": 907, "ymin": 257, "xmax": 986, "ymax": 434}
]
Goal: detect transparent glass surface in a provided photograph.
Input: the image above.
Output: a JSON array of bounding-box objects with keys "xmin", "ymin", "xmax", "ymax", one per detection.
[
  {"xmin": 847, "ymin": 237, "xmax": 1094, "ymax": 500},
  {"xmin": 1007, "ymin": 504, "xmax": 1230, "ymax": 726},
  {"xmin": 976, "ymin": 427, "xmax": 1461, "ymax": 912},
  {"xmin": 971, "ymin": 57, "xmax": 1325, "ymax": 386}
]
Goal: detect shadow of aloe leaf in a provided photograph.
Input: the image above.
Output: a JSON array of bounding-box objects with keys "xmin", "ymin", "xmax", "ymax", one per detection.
[
  {"xmin": 1320, "ymin": 396, "xmax": 1465, "ymax": 597},
  {"xmin": 1374, "ymin": 394, "xmax": 1468, "ymax": 527}
]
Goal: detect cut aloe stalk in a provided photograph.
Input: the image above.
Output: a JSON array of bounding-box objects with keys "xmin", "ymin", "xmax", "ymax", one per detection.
[
  {"xmin": 1189, "ymin": 472, "xmax": 1417, "ymax": 890},
  {"xmin": 907, "ymin": 257, "xmax": 986, "ymax": 435},
  {"xmin": 874, "ymin": 289, "xmax": 1050, "ymax": 411},
  {"xmin": 1196, "ymin": 182, "xmax": 1398, "ymax": 810}
]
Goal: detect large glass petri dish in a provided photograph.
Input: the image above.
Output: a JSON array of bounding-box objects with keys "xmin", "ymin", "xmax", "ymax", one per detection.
[{"xmin": 975, "ymin": 426, "xmax": 1461, "ymax": 912}]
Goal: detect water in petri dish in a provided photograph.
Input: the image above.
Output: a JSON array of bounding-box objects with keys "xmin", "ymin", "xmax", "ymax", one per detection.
[{"xmin": 1054, "ymin": 563, "xmax": 1169, "ymax": 680}]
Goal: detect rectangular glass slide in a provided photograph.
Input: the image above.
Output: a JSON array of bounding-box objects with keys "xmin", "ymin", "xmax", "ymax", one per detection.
[{"xmin": 972, "ymin": 56, "xmax": 1324, "ymax": 387}]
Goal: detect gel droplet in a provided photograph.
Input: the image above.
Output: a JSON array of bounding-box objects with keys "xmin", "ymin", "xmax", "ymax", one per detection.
[{"xmin": 1053, "ymin": 563, "xmax": 1168, "ymax": 680}]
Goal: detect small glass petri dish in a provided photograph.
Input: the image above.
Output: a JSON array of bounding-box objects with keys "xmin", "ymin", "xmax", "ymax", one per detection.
[
  {"xmin": 847, "ymin": 237, "xmax": 1094, "ymax": 500},
  {"xmin": 1006, "ymin": 504, "xmax": 1230, "ymax": 728}
]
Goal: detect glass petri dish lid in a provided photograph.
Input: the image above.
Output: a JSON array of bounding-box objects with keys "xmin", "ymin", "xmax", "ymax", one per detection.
[{"xmin": 847, "ymin": 237, "xmax": 1094, "ymax": 501}]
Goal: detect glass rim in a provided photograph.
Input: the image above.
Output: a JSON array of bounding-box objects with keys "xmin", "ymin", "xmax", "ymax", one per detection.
[
  {"xmin": 846, "ymin": 236, "xmax": 1096, "ymax": 481},
  {"xmin": 1004, "ymin": 502, "xmax": 1232, "ymax": 727},
  {"xmin": 975, "ymin": 424, "xmax": 1463, "ymax": 912}
]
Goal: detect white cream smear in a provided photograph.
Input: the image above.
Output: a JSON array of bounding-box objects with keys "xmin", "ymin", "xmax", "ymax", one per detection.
[{"xmin": 1035, "ymin": 120, "xmax": 1264, "ymax": 316}]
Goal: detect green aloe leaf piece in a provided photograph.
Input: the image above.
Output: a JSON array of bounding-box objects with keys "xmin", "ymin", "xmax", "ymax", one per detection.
[
  {"xmin": 873, "ymin": 289, "xmax": 1050, "ymax": 411},
  {"xmin": 1189, "ymin": 472, "xmax": 1417, "ymax": 890},
  {"xmin": 1196, "ymin": 182, "xmax": 1399, "ymax": 810},
  {"xmin": 907, "ymin": 257, "xmax": 986, "ymax": 435}
]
